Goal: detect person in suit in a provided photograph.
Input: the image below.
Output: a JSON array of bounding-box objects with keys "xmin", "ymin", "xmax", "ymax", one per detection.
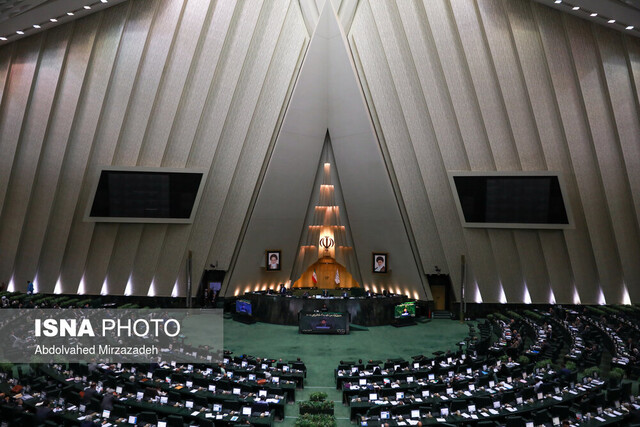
[
  {"xmin": 101, "ymin": 389, "xmax": 115, "ymax": 411},
  {"xmin": 342, "ymin": 290, "xmax": 349, "ymax": 299},
  {"xmin": 83, "ymin": 382, "xmax": 97, "ymax": 404},
  {"xmin": 35, "ymin": 400, "xmax": 53, "ymax": 422},
  {"xmin": 279, "ymin": 284, "xmax": 287, "ymax": 295}
]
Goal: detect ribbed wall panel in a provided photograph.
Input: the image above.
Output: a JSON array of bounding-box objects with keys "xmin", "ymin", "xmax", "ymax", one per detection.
[
  {"xmin": 1, "ymin": 0, "xmax": 639, "ymax": 302},
  {"xmin": 349, "ymin": 0, "xmax": 640, "ymax": 303}
]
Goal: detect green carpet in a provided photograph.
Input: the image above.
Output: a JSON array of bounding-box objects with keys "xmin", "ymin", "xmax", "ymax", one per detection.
[{"xmin": 217, "ymin": 319, "xmax": 472, "ymax": 426}]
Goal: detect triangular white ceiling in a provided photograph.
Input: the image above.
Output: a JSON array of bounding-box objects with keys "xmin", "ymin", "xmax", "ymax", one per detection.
[{"xmin": 224, "ymin": 0, "xmax": 429, "ymax": 300}]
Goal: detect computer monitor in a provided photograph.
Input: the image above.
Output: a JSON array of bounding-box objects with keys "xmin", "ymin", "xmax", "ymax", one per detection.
[
  {"xmin": 552, "ymin": 417, "xmax": 560, "ymax": 426},
  {"xmin": 185, "ymin": 401, "xmax": 194, "ymax": 409},
  {"xmin": 241, "ymin": 361, "xmax": 247, "ymax": 367},
  {"xmin": 489, "ymin": 381, "xmax": 495, "ymax": 388},
  {"xmin": 493, "ymin": 401, "xmax": 500, "ymax": 409},
  {"xmin": 428, "ymin": 374, "xmax": 435, "ymax": 380},
  {"xmin": 411, "ymin": 409, "xmax": 420, "ymax": 419},
  {"xmin": 441, "ymin": 408, "xmax": 449, "ymax": 417},
  {"xmin": 102, "ymin": 410, "xmax": 110, "ymax": 418},
  {"xmin": 249, "ymin": 374, "xmax": 256, "ymax": 381},
  {"xmin": 359, "ymin": 379, "xmax": 366, "ymax": 386},
  {"xmin": 526, "ymin": 422, "xmax": 534, "ymax": 427},
  {"xmin": 186, "ymin": 381, "xmax": 193, "ymax": 388},
  {"xmin": 128, "ymin": 416, "xmax": 137, "ymax": 425},
  {"xmin": 413, "ymin": 363, "xmax": 420, "ymax": 369},
  {"xmin": 422, "ymin": 390, "xmax": 429, "ymax": 397},
  {"xmin": 116, "ymin": 386, "xmax": 123, "ymax": 394},
  {"xmin": 136, "ymin": 392, "xmax": 144, "ymax": 400},
  {"xmin": 160, "ymin": 396, "xmax": 168, "ymax": 404},
  {"xmin": 516, "ymin": 397, "xmax": 523, "ymax": 405},
  {"xmin": 381, "ymin": 411, "xmax": 390, "ymax": 419},
  {"xmin": 233, "ymin": 388, "xmax": 241, "ymax": 395},
  {"xmin": 446, "ymin": 387, "xmax": 454, "ymax": 395},
  {"xmin": 261, "ymin": 363, "xmax": 268, "ymax": 370},
  {"xmin": 283, "ymin": 365, "xmax": 290, "ymax": 372},
  {"xmin": 242, "ymin": 407, "xmax": 251, "ymax": 416},
  {"xmin": 259, "ymin": 390, "xmax": 267, "ymax": 398},
  {"xmin": 157, "ymin": 422, "xmax": 167, "ymax": 427},
  {"xmin": 147, "ymin": 372, "xmax": 153, "ymax": 379},
  {"xmin": 468, "ymin": 404, "xmax": 476, "ymax": 413},
  {"xmin": 208, "ymin": 385, "xmax": 216, "ymax": 392},
  {"xmin": 272, "ymin": 377, "xmax": 279, "ymax": 383},
  {"xmin": 467, "ymin": 368, "xmax": 472, "ymax": 374},
  {"xmin": 469, "ymin": 384, "xmax": 475, "ymax": 391},
  {"xmin": 369, "ymin": 393, "xmax": 378, "ymax": 401},
  {"xmin": 407, "ymin": 376, "xmax": 414, "ymax": 383},
  {"xmin": 79, "ymin": 404, "xmax": 86, "ymax": 413},
  {"xmin": 213, "ymin": 404, "xmax": 222, "ymax": 412},
  {"xmin": 537, "ymin": 392, "xmax": 543, "ymax": 400},
  {"xmin": 396, "ymin": 392, "xmax": 404, "ymax": 400}
]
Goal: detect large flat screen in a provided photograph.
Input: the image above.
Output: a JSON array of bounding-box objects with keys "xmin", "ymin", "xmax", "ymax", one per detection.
[
  {"xmin": 86, "ymin": 168, "xmax": 205, "ymax": 223},
  {"xmin": 394, "ymin": 302, "xmax": 416, "ymax": 319},
  {"xmin": 236, "ymin": 300, "xmax": 252, "ymax": 316},
  {"xmin": 450, "ymin": 172, "xmax": 571, "ymax": 229}
]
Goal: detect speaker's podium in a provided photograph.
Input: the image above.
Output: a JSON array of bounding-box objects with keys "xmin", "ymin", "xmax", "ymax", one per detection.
[{"xmin": 392, "ymin": 312, "xmax": 417, "ymax": 327}]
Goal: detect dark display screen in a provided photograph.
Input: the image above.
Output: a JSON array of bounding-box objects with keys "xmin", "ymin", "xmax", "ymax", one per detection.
[
  {"xmin": 453, "ymin": 175, "xmax": 569, "ymax": 225},
  {"xmin": 299, "ymin": 312, "xmax": 349, "ymax": 335},
  {"xmin": 89, "ymin": 170, "xmax": 203, "ymax": 220},
  {"xmin": 236, "ymin": 300, "xmax": 252, "ymax": 316}
]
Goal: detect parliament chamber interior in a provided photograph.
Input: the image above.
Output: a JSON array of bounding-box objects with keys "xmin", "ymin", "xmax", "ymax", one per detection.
[{"xmin": 1, "ymin": 0, "xmax": 640, "ymax": 426}]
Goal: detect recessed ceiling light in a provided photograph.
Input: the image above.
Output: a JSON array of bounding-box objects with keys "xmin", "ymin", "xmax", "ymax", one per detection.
[
  {"xmin": 627, "ymin": 25, "xmax": 635, "ymax": 30},
  {"xmin": 33, "ymin": 24, "xmax": 41, "ymax": 28},
  {"xmin": 101, "ymin": 0, "xmax": 108, "ymax": 3},
  {"xmin": 608, "ymin": 19, "xmax": 616, "ymax": 23},
  {"xmin": 50, "ymin": 18, "xmax": 57, "ymax": 22},
  {"xmin": 84, "ymin": 5, "xmax": 91, "ymax": 9},
  {"xmin": 16, "ymin": 30, "xmax": 24, "ymax": 35},
  {"xmin": 554, "ymin": 0, "xmax": 561, "ymax": 3},
  {"xmin": 572, "ymin": 6, "xmax": 580, "ymax": 10},
  {"xmin": 67, "ymin": 11, "xmax": 74, "ymax": 16},
  {"xmin": 590, "ymin": 13, "xmax": 597, "ymax": 17},
  {"xmin": 0, "ymin": 37, "xmax": 6, "ymax": 41}
]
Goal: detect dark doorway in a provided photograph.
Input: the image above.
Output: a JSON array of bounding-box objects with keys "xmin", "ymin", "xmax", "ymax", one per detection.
[
  {"xmin": 199, "ymin": 269, "xmax": 226, "ymax": 308},
  {"xmin": 426, "ymin": 274, "xmax": 453, "ymax": 311}
]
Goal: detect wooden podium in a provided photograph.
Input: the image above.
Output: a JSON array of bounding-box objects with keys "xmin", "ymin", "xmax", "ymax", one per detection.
[{"xmin": 293, "ymin": 256, "xmax": 358, "ymax": 289}]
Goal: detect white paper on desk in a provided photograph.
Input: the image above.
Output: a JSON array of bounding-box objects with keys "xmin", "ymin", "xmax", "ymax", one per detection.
[
  {"xmin": 613, "ymin": 411, "xmax": 623, "ymax": 416},
  {"xmin": 471, "ymin": 414, "xmax": 478, "ymax": 419},
  {"xmin": 481, "ymin": 412, "xmax": 490, "ymax": 417},
  {"xmin": 191, "ymin": 389, "xmax": 198, "ymax": 393},
  {"xmin": 397, "ymin": 422, "xmax": 407, "ymax": 426},
  {"xmin": 77, "ymin": 416, "xmax": 86, "ymax": 421},
  {"xmin": 569, "ymin": 390, "xmax": 578, "ymax": 395},
  {"xmin": 104, "ymin": 424, "xmax": 112, "ymax": 427},
  {"xmin": 595, "ymin": 416, "xmax": 606, "ymax": 422},
  {"xmin": 436, "ymin": 418, "xmax": 446, "ymax": 423},
  {"xmin": 607, "ymin": 412, "xmax": 616, "ymax": 417},
  {"xmin": 407, "ymin": 420, "xmax": 418, "ymax": 426},
  {"xmin": 464, "ymin": 391, "xmax": 472, "ymax": 396},
  {"xmin": 414, "ymin": 398, "xmax": 422, "ymax": 402},
  {"xmin": 191, "ymin": 411, "xmax": 200, "ymax": 416},
  {"xmin": 553, "ymin": 396, "xmax": 562, "ymax": 401},
  {"xmin": 440, "ymin": 396, "xmax": 448, "ymax": 401},
  {"xmin": 216, "ymin": 415, "xmax": 223, "ymax": 420},
  {"xmin": 507, "ymin": 407, "xmax": 516, "ymax": 412},
  {"xmin": 461, "ymin": 413, "xmax": 470, "ymax": 418},
  {"xmin": 489, "ymin": 409, "xmax": 499, "ymax": 415},
  {"xmin": 205, "ymin": 414, "xmax": 214, "ymax": 418}
]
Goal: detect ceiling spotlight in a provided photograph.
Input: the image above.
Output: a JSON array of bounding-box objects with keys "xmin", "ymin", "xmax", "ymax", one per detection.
[
  {"xmin": 572, "ymin": 6, "xmax": 580, "ymax": 10},
  {"xmin": 608, "ymin": 19, "xmax": 616, "ymax": 23},
  {"xmin": 50, "ymin": 18, "xmax": 58, "ymax": 22},
  {"xmin": 84, "ymin": 5, "xmax": 91, "ymax": 9},
  {"xmin": 627, "ymin": 25, "xmax": 635, "ymax": 30},
  {"xmin": 554, "ymin": 0, "xmax": 561, "ymax": 3},
  {"xmin": 101, "ymin": 0, "xmax": 108, "ymax": 3},
  {"xmin": 33, "ymin": 24, "xmax": 41, "ymax": 28},
  {"xmin": 590, "ymin": 13, "xmax": 597, "ymax": 17},
  {"xmin": 16, "ymin": 30, "xmax": 24, "ymax": 34},
  {"xmin": 67, "ymin": 11, "xmax": 74, "ymax": 16},
  {"xmin": 0, "ymin": 37, "xmax": 7, "ymax": 41}
]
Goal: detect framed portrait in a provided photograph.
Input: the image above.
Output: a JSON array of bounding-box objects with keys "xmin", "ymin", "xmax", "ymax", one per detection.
[
  {"xmin": 266, "ymin": 250, "xmax": 281, "ymax": 271},
  {"xmin": 372, "ymin": 253, "xmax": 387, "ymax": 273}
]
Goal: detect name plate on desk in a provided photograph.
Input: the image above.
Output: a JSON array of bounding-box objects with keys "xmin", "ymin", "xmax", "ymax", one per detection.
[{"xmin": 298, "ymin": 312, "xmax": 349, "ymax": 334}]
